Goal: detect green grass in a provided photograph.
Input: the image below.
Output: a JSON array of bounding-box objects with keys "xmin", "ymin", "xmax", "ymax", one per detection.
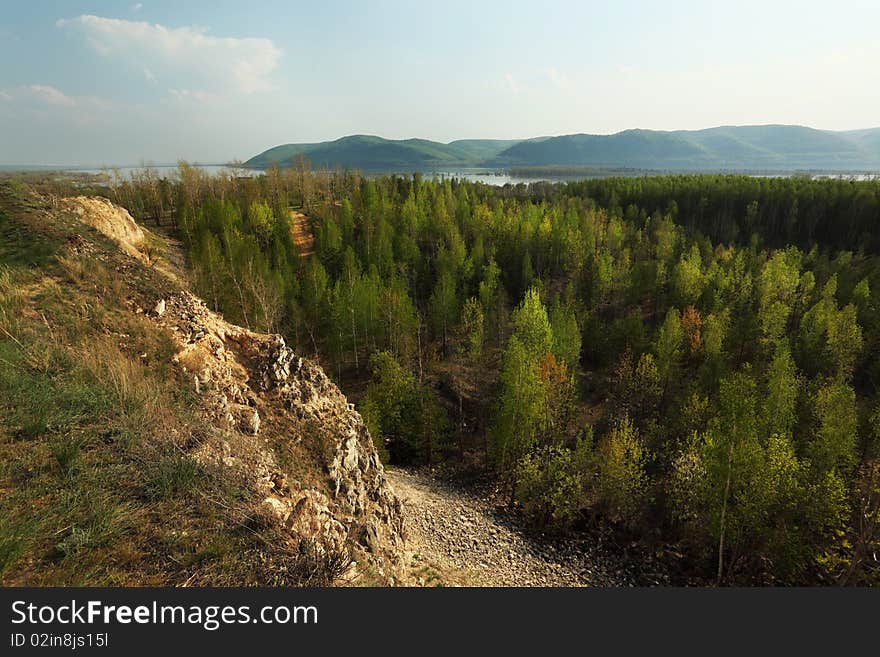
[
  {"xmin": 48, "ymin": 434, "xmax": 89, "ymax": 476},
  {"xmin": 0, "ymin": 208, "xmax": 64, "ymax": 269},
  {"xmin": 144, "ymin": 452, "xmax": 207, "ymax": 501}
]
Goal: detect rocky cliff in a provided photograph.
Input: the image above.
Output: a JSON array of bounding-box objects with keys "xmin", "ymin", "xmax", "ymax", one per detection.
[
  {"xmin": 0, "ymin": 188, "xmax": 404, "ymax": 585},
  {"xmin": 154, "ymin": 289, "xmax": 404, "ymax": 580}
]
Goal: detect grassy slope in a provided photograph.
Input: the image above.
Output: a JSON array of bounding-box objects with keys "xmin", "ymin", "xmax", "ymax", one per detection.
[{"xmin": 0, "ymin": 182, "xmax": 345, "ymax": 585}]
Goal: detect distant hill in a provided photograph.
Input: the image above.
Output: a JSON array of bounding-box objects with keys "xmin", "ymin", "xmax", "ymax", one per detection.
[
  {"xmin": 445, "ymin": 139, "xmax": 528, "ymax": 162},
  {"xmin": 245, "ymin": 135, "xmax": 523, "ymax": 170},
  {"xmin": 496, "ymin": 125, "xmax": 880, "ymax": 170},
  {"xmin": 246, "ymin": 125, "xmax": 880, "ymax": 172}
]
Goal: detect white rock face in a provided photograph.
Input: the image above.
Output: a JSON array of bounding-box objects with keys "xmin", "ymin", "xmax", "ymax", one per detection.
[
  {"xmin": 259, "ymin": 334, "xmax": 404, "ymax": 566},
  {"xmin": 61, "ymin": 196, "xmax": 406, "ymax": 582},
  {"xmin": 154, "ymin": 291, "xmax": 404, "ymax": 579},
  {"xmin": 60, "ymin": 196, "xmax": 147, "ymax": 262}
]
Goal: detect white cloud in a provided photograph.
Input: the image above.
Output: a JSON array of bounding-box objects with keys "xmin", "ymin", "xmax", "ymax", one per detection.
[
  {"xmin": 505, "ymin": 73, "xmax": 520, "ymax": 96},
  {"xmin": 131, "ymin": 3, "xmax": 143, "ymax": 12},
  {"xmin": 168, "ymin": 88, "xmax": 213, "ymax": 103},
  {"xmin": 30, "ymin": 84, "xmax": 76, "ymax": 106},
  {"xmin": 143, "ymin": 67, "xmax": 155, "ymax": 81},
  {"xmin": 547, "ymin": 67, "xmax": 572, "ymax": 91},
  {"xmin": 1, "ymin": 84, "xmax": 76, "ymax": 107},
  {"xmin": 56, "ymin": 15, "xmax": 282, "ymax": 95}
]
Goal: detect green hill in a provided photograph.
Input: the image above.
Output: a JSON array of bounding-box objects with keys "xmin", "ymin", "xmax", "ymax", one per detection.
[
  {"xmin": 245, "ymin": 135, "xmax": 522, "ymax": 170},
  {"xmin": 843, "ymin": 127, "xmax": 880, "ymax": 153},
  {"xmin": 246, "ymin": 126, "xmax": 880, "ymax": 172},
  {"xmin": 445, "ymin": 139, "xmax": 527, "ymax": 161},
  {"xmin": 496, "ymin": 129, "xmax": 710, "ymax": 168},
  {"xmin": 496, "ymin": 125, "xmax": 880, "ymax": 170}
]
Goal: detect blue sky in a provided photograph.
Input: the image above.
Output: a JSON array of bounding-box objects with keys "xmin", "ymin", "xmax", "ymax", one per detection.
[{"xmin": 1, "ymin": 0, "xmax": 878, "ymax": 165}]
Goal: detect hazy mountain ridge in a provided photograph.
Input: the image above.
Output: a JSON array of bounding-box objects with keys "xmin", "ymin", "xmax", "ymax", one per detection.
[
  {"xmin": 246, "ymin": 135, "xmax": 523, "ymax": 170},
  {"xmin": 246, "ymin": 125, "xmax": 880, "ymax": 171}
]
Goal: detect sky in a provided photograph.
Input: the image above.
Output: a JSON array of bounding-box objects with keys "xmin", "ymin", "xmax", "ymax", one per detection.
[{"xmin": 1, "ymin": 0, "xmax": 879, "ymax": 166}]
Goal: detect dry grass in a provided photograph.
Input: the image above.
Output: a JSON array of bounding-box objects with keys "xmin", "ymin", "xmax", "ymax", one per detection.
[{"xmin": 0, "ymin": 182, "xmax": 349, "ymax": 587}]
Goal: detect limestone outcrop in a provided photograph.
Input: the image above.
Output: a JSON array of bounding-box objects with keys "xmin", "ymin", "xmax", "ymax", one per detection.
[
  {"xmin": 60, "ymin": 196, "xmax": 148, "ymax": 262},
  {"xmin": 155, "ymin": 291, "xmax": 404, "ymax": 580},
  {"xmin": 63, "ymin": 195, "xmax": 405, "ymax": 583}
]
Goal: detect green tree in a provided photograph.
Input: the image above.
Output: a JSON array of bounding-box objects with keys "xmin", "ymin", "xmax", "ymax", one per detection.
[
  {"xmin": 592, "ymin": 250, "xmax": 614, "ymax": 307},
  {"xmin": 361, "ymin": 351, "xmax": 450, "ymax": 464},
  {"xmin": 459, "ymin": 297, "xmax": 484, "ymax": 360},
  {"xmin": 340, "ymin": 247, "xmax": 362, "ymax": 369},
  {"xmin": 491, "ymin": 336, "xmax": 547, "ymax": 482},
  {"xmin": 655, "ymin": 307, "xmax": 683, "ymax": 396},
  {"xmin": 699, "ymin": 370, "xmax": 762, "ymax": 583},
  {"xmin": 549, "ymin": 299, "xmax": 582, "ymax": 370},
  {"xmin": 594, "ymin": 416, "xmax": 648, "ymax": 527},
  {"xmin": 702, "ymin": 309, "xmax": 730, "ymax": 361},
  {"xmin": 757, "ymin": 249, "xmax": 802, "ymax": 347},
  {"xmin": 762, "ymin": 341, "xmax": 799, "ymax": 440},
  {"xmin": 512, "ymin": 287, "xmax": 553, "ymax": 355},
  {"xmin": 428, "ymin": 271, "xmax": 459, "ymax": 351},
  {"xmin": 301, "ymin": 258, "xmax": 329, "ymax": 357},
  {"xmin": 800, "ymin": 275, "xmax": 863, "ymax": 380},
  {"xmin": 852, "ymin": 277, "xmax": 870, "ymax": 309},
  {"xmin": 672, "ymin": 243, "xmax": 704, "ymax": 307},
  {"xmin": 810, "ymin": 382, "xmax": 858, "ymax": 475},
  {"xmin": 380, "ymin": 277, "xmax": 419, "ymax": 362},
  {"xmin": 247, "ymin": 201, "xmax": 276, "ymax": 249}
]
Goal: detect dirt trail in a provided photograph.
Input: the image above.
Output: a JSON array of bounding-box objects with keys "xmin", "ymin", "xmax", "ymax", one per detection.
[
  {"xmin": 289, "ymin": 210, "xmax": 315, "ymax": 257},
  {"xmin": 387, "ymin": 468, "xmax": 649, "ymax": 587}
]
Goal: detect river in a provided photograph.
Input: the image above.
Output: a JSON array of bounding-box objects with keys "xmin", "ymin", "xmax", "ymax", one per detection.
[{"xmin": 3, "ymin": 164, "xmax": 878, "ymax": 186}]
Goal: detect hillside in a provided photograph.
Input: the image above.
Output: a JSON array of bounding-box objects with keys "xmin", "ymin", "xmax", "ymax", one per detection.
[
  {"xmin": 246, "ymin": 125, "xmax": 880, "ymax": 172},
  {"xmin": 245, "ymin": 135, "xmax": 522, "ymax": 170},
  {"xmin": 497, "ymin": 125, "xmax": 880, "ymax": 170},
  {"xmin": 0, "ymin": 180, "xmax": 403, "ymax": 586}
]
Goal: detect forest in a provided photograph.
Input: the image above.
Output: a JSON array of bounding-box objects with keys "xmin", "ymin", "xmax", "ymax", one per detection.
[{"xmin": 107, "ymin": 166, "xmax": 880, "ymax": 585}]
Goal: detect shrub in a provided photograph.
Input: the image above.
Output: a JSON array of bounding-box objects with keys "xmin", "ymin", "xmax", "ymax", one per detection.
[
  {"xmin": 515, "ymin": 438, "xmax": 592, "ymax": 529},
  {"xmin": 360, "ymin": 351, "xmax": 451, "ymax": 464},
  {"xmin": 594, "ymin": 416, "xmax": 649, "ymax": 527}
]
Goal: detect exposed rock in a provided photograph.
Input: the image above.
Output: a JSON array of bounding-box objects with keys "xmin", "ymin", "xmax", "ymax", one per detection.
[
  {"xmin": 153, "ymin": 290, "xmax": 404, "ymax": 580},
  {"xmin": 60, "ymin": 196, "xmax": 147, "ymax": 262},
  {"xmin": 284, "ymin": 490, "xmax": 348, "ymax": 554},
  {"xmin": 61, "ymin": 195, "xmax": 405, "ymax": 583},
  {"xmin": 231, "ymin": 403, "xmax": 260, "ymax": 435},
  {"xmin": 262, "ymin": 497, "xmax": 290, "ymax": 522},
  {"xmin": 388, "ymin": 468, "xmax": 668, "ymax": 587}
]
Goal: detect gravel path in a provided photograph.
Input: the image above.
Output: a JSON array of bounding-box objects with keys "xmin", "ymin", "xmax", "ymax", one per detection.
[{"xmin": 387, "ymin": 468, "xmax": 656, "ymax": 587}]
